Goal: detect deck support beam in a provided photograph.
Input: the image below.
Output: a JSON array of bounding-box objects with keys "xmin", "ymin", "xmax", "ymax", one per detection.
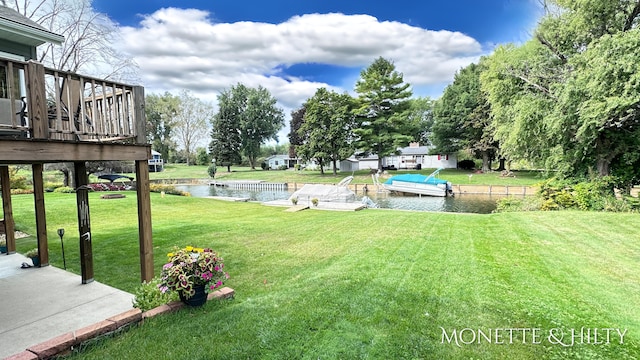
[
  {"xmin": 74, "ymin": 161, "xmax": 94, "ymax": 283},
  {"xmin": 0, "ymin": 166, "xmax": 16, "ymax": 254},
  {"xmin": 135, "ymin": 160, "xmax": 153, "ymax": 282},
  {"xmin": 32, "ymin": 163, "xmax": 49, "ymax": 266}
]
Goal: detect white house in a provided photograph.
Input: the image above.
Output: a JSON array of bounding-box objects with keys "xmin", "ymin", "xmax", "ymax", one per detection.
[
  {"xmin": 339, "ymin": 144, "xmax": 456, "ymax": 172},
  {"xmin": 148, "ymin": 150, "xmax": 163, "ymax": 172},
  {"xmin": 385, "ymin": 143, "xmax": 457, "ymax": 170},
  {"xmin": 266, "ymin": 154, "xmax": 290, "ymax": 169}
]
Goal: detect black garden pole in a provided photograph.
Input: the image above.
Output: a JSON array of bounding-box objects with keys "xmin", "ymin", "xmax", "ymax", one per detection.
[{"xmin": 58, "ymin": 228, "xmax": 66, "ymax": 270}]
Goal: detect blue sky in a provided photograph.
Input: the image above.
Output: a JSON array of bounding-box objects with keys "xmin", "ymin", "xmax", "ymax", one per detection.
[{"xmin": 91, "ymin": 0, "xmax": 542, "ymax": 142}]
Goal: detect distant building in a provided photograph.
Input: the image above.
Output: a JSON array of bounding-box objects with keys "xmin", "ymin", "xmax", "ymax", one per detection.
[
  {"xmin": 340, "ymin": 143, "xmax": 457, "ymax": 172},
  {"xmin": 265, "ymin": 154, "xmax": 288, "ymax": 169},
  {"xmin": 385, "ymin": 143, "xmax": 457, "ymax": 170},
  {"xmin": 148, "ymin": 150, "xmax": 163, "ymax": 172}
]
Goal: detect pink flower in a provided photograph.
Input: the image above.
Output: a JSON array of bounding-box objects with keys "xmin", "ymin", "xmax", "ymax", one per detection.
[
  {"xmin": 162, "ymin": 263, "xmax": 173, "ymax": 269},
  {"xmin": 201, "ymin": 271, "xmax": 213, "ymax": 281}
]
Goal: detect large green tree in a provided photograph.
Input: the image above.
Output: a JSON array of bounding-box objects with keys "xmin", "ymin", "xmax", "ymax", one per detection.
[
  {"xmin": 353, "ymin": 57, "xmax": 413, "ymax": 170},
  {"xmin": 481, "ymin": 41, "xmax": 557, "ymax": 169},
  {"xmin": 209, "ymin": 84, "xmax": 284, "ymax": 170},
  {"xmin": 240, "ymin": 86, "xmax": 285, "ymax": 169},
  {"xmin": 145, "ymin": 92, "xmax": 179, "ymax": 161},
  {"xmin": 552, "ymin": 28, "xmax": 640, "ymax": 186},
  {"xmin": 432, "ymin": 62, "xmax": 495, "ymax": 171},
  {"xmin": 482, "ymin": 0, "xmax": 640, "ymax": 187},
  {"xmin": 296, "ymin": 88, "xmax": 356, "ymax": 175},
  {"xmin": 405, "ymin": 97, "xmax": 434, "ymax": 145},
  {"xmin": 209, "ymin": 85, "xmax": 246, "ymax": 172}
]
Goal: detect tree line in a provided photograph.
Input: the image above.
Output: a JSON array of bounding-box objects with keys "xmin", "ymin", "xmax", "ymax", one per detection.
[
  {"xmin": 289, "ymin": 0, "xmax": 640, "ymax": 193},
  {"xmin": 145, "ymin": 86, "xmax": 285, "ymax": 169},
  {"xmin": 289, "ymin": 57, "xmax": 431, "ymax": 175},
  {"xmin": 7, "ymin": 0, "xmax": 638, "ymax": 200},
  {"xmin": 432, "ymin": 0, "xmax": 640, "ymax": 193}
]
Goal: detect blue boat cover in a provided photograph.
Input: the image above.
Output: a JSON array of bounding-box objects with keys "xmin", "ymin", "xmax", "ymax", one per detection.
[{"xmin": 384, "ymin": 174, "xmax": 448, "ymax": 185}]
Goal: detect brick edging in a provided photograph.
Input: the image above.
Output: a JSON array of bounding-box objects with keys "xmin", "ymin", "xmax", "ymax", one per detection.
[{"xmin": 4, "ymin": 287, "xmax": 235, "ymax": 360}]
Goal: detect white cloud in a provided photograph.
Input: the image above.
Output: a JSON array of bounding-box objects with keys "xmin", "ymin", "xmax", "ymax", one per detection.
[
  {"xmin": 119, "ymin": 8, "xmax": 485, "ymax": 142},
  {"xmin": 121, "ymin": 9, "xmax": 482, "ymax": 93}
]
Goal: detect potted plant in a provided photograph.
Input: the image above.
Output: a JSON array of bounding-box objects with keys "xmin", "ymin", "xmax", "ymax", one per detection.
[
  {"xmin": 0, "ymin": 235, "xmax": 7, "ymax": 253},
  {"xmin": 158, "ymin": 246, "xmax": 229, "ymax": 306},
  {"xmin": 25, "ymin": 248, "xmax": 40, "ymax": 266}
]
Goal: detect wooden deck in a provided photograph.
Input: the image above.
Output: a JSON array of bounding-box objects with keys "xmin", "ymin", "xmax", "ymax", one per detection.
[
  {"xmin": 1, "ymin": 58, "xmax": 148, "ymax": 163},
  {"xmin": 1, "ymin": 57, "xmax": 154, "ymax": 283}
]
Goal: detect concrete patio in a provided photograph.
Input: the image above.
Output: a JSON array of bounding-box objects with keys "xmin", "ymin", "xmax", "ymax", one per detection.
[{"xmin": 0, "ymin": 252, "xmax": 135, "ymax": 359}]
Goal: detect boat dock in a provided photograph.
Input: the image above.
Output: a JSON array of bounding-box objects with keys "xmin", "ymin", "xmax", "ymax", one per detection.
[{"xmin": 263, "ymin": 200, "xmax": 366, "ymax": 211}]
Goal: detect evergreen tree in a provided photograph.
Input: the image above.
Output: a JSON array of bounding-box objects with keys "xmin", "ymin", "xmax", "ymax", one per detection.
[{"xmin": 353, "ymin": 57, "xmax": 413, "ymax": 170}]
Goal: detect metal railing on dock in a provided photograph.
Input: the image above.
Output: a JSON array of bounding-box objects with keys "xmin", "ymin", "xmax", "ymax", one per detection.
[{"xmin": 210, "ymin": 181, "xmax": 288, "ymax": 191}]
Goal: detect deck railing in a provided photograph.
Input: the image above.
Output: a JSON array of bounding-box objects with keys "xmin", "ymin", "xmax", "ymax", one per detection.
[{"xmin": 0, "ymin": 58, "xmax": 145, "ymax": 144}]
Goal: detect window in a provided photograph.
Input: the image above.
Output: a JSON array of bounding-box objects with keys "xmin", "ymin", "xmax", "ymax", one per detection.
[{"xmin": 0, "ymin": 65, "xmax": 24, "ymax": 99}]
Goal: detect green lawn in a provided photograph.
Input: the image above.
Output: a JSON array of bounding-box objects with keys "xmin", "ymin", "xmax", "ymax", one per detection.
[{"xmin": 8, "ymin": 193, "xmax": 639, "ymax": 359}]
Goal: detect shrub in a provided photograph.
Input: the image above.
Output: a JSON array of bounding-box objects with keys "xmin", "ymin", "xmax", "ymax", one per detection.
[
  {"xmin": 260, "ymin": 162, "xmax": 268, "ymax": 170},
  {"xmin": 132, "ymin": 277, "xmax": 178, "ymax": 311},
  {"xmin": 25, "ymin": 248, "xmax": 39, "ymax": 258},
  {"xmin": 311, "ymin": 198, "xmax": 319, "ymax": 206},
  {"xmin": 8, "ymin": 166, "xmax": 29, "ymax": 189},
  {"xmin": 625, "ymin": 196, "xmax": 640, "ymax": 211},
  {"xmin": 540, "ymin": 199, "xmax": 560, "ymax": 211},
  {"xmin": 207, "ymin": 163, "xmax": 217, "ymax": 178},
  {"xmin": 294, "ymin": 164, "xmax": 301, "ymax": 171},
  {"xmin": 602, "ymin": 197, "xmax": 632, "ymax": 212},
  {"xmin": 553, "ymin": 189, "xmax": 576, "ymax": 209},
  {"xmin": 195, "ymin": 147, "xmax": 211, "ymax": 165},
  {"xmin": 278, "ymin": 165, "xmax": 288, "ymax": 170},
  {"xmin": 291, "ymin": 197, "xmax": 298, "ymax": 205},
  {"xmin": 10, "ymin": 189, "xmax": 33, "ymax": 195},
  {"xmin": 149, "ymin": 184, "xmax": 190, "ymax": 196},
  {"xmin": 44, "ymin": 182, "xmax": 64, "ymax": 192},
  {"xmin": 54, "ymin": 186, "xmax": 75, "ymax": 193}
]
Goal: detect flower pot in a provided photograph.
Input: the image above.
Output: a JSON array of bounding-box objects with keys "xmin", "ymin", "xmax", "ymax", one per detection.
[
  {"xmin": 179, "ymin": 284, "xmax": 207, "ymax": 307},
  {"xmin": 30, "ymin": 256, "xmax": 40, "ymax": 267},
  {"xmin": 0, "ymin": 246, "xmax": 7, "ymax": 254}
]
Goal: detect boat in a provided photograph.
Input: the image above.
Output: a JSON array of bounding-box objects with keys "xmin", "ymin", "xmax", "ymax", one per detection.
[{"xmin": 382, "ymin": 168, "xmax": 453, "ymax": 197}]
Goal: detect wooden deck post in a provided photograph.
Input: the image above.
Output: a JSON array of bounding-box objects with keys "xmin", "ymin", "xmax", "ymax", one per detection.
[
  {"xmin": 133, "ymin": 86, "xmax": 146, "ymax": 145},
  {"xmin": 0, "ymin": 166, "xmax": 16, "ymax": 254},
  {"xmin": 25, "ymin": 60, "xmax": 48, "ymax": 139},
  {"xmin": 135, "ymin": 159, "xmax": 154, "ymax": 282},
  {"xmin": 74, "ymin": 161, "xmax": 94, "ymax": 283},
  {"xmin": 32, "ymin": 163, "xmax": 49, "ymax": 266}
]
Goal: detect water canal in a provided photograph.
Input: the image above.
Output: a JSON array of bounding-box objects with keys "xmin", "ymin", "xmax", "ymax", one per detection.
[{"xmin": 175, "ymin": 184, "xmax": 515, "ymax": 214}]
